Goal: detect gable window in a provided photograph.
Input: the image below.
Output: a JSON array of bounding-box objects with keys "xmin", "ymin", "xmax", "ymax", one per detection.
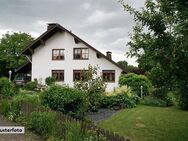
[
  {"xmin": 52, "ymin": 49, "xmax": 64, "ymax": 60},
  {"xmin": 73, "ymin": 48, "xmax": 89, "ymax": 59},
  {"xmin": 73, "ymin": 70, "xmax": 88, "ymax": 81},
  {"xmin": 52, "ymin": 70, "xmax": 64, "ymax": 81},
  {"xmin": 102, "ymin": 70, "xmax": 115, "ymax": 82}
]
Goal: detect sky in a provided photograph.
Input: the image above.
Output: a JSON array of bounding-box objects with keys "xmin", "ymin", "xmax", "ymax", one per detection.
[{"xmin": 0, "ymin": 0, "xmax": 145, "ymax": 66}]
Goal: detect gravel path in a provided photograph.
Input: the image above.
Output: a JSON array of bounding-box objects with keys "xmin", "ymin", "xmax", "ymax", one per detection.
[
  {"xmin": 86, "ymin": 108, "xmax": 119, "ymax": 122},
  {"xmin": 0, "ymin": 115, "xmax": 41, "ymax": 141}
]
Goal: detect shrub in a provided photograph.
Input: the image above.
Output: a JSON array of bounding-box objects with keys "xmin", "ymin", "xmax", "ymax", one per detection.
[
  {"xmin": 0, "ymin": 77, "xmax": 19, "ymax": 97},
  {"xmin": 151, "ymin": 88, "xmax": 177, "ymax": 107},
  {"xmin": 119, "ymin": 73, "xmax": 152, "ymax": 97},
  {"xmin": 74, "ymin": 65, "xmax": 106, "ymax": 112},
  {"xmin": 24, "ymin": 81, "xmax": 37, "ymax": 91},
  {"xmin": 0, "ymin": 99, "xmax": 11, "ymax": 116},
  {"xmin": 13, "ymin": 92, "xmax": 41, "ymax": 105},
  {"xmin": 45, "ymin": 76, "xmax": 55, "ymax": 86},
  {"xmin": 100, "ymin": 86, "xmax": 138, "ymax": 109},
  {"xmin": 28, "ymin": 111, "xmax": 56, "ymax": 138},
  {"xmin": 139, "ymin": 96, "xmax": 166, "ymax": 107},
  {"xmin": 42, "ymin": 85, "xmax": 87, "ymax": 119},
  {"xmin": 0, "ymin": 99, "xmax": 21, "ymax": 121}
]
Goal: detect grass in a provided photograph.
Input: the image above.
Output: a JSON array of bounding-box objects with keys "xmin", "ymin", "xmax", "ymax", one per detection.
[{"xmin": 98, "ymin": 105, "xmax": 188, "ymax": 141}]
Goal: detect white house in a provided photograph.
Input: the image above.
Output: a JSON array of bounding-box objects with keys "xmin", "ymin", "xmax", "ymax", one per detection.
[{"xmin": 19, "ymin": 23, "xmax": 126, "ymax": 91}]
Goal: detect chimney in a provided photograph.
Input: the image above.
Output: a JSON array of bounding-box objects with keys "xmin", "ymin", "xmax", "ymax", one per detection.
[
  {"xmin": 106, "ymin": 51, "xmax": 112, "ymax": 59},
  {"xmin": 47, "ymin": 23, "xmax": 57, "ymax": 30}
]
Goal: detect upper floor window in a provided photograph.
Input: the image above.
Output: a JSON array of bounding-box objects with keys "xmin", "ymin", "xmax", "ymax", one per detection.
[
  {"xmin": 52, "ymin": 49, "xmax": 64, "ymax": 60},
  {"xmin": 73, "ymin": 70, "xmax": 88, "ymax": 81},
  {"xmin": 102, "ymin": 70, "xmax": 115, "ymax": 82},
  {"xmin": 73, "ymin": 48, "xmax": 89, "ymax": 60},
  {"xmin": 52, "ymin": 70, "xmax": 64, "ymax": 81}
]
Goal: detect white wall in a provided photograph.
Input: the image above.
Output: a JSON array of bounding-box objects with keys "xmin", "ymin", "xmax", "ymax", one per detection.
[{"xmin": 32, "ymin": 32, "xmax": 123, "ymax": 91}]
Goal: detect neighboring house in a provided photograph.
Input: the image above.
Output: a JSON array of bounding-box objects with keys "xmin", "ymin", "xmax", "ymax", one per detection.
[{"xmin": 19, "ymin": 23, "xmax": 126, "ymax": 91}]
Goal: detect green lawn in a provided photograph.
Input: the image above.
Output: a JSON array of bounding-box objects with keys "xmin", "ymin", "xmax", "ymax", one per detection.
[{"xmin": 98, "ymin": 105, "xmax": 188, "ymax": 141}]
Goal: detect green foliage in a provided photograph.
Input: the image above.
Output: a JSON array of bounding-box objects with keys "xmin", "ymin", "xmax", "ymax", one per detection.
[
  {"xmin": 139, "ymin": 96, "xmax": 166, "ymax": 107},
  {"xmin": 0, "ymin": 32, "xmax": 33, "ymax": 77},
  {"xmin": 74, "ymin": 65, "xmax": 106, "ymax": 112},
  {"xmin": 64, "ymin": 121, "xmax": 106, "ymax": 141},
  {"xmin": 0, "ymin": 99, "xmax": 21, "ymax": 121},
  {"xmin": 45, "ymin": 76, "xmax": 55, "ymax": 86},
  {"xmin": 117, "ymin": 60, "xmax": 128, "ymax": 69},
  {"xmin": 117, "ymin": 60, "xmax": 145, "ymax": 74},
  {"xmin": 28, "ymin": 111, "xmax": 56, "ymax": 138},
  {"xmin": 120, "ymin": 0, "xmax": 188, "ymax": 109},
  {"xmin": 100, "ymin": 86, "xmax": 138, "ymax": 109},
  {"xmin": 13, "ymin": 92, "xmax": 41, "ymax": 105},
  {"xmin": 0, "ymin": 99, "xmax": 11, "ymax": 116},
  {"xmin": 24, "ymin": 81, "xmax": 37, "ymax": 91},
  {"xmin": 42, "ymin": 85, "xmax": 87, "ymax": 119},
  {"xmin": 0, "ymin": 77, "xmax": 19, "ymax": 97},
  {"xmin": 119, "ymin": 73, "xmax": 152, "ymax": 97},
  {"xmin": 64, "ymin": 122, "xmax": 83, "ymax": 141}
]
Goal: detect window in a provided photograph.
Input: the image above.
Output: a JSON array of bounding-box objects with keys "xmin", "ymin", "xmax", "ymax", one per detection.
[
  {"xmin": 73, "ymin": 48, "xmax": 89, "ymax": 59},
  {"xmin": 73, "ymin": 70, "xmax": 88, "ymax": 81},
  {"xmin": 52, "ymin": 70, "xmax": 64, "ymax": 81},
  {"xmin": 102, "ymin": 70, "xmax": 115, "ymax": 82},
  {"xmin": 52, "ymin": 49, "xmax": 64, "ymax": 60}
]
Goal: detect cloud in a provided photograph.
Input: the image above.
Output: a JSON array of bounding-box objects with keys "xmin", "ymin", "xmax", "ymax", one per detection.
[
  {"xmin": 0, "ymin": 0, "xmax": 145, "ymax": 66},
  {"xmin": 86, "ymin": 10, "xmax": 116, "ymax": 25}
]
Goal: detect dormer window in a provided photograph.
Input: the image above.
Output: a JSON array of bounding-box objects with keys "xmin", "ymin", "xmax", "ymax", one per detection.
[
  {"xmin": 52, "ymin": 49, "xmax": 64, "ymax": 60},
  {"xmin": 73, "ymin": 48, "xmax": 89, "ymax": 60}
]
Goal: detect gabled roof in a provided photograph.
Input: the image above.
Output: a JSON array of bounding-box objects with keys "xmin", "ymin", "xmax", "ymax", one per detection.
[{"xmin": 21, "ymin": 23, "xmax": 127, "ymax": 72}]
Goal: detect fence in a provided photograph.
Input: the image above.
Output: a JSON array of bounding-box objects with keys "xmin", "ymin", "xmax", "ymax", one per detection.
[{"xmin": 20, "ymin": 101, "xmax": 131, "ymax": 141}]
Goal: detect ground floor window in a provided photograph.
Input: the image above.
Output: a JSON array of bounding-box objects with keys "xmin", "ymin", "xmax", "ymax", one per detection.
[
  {"xmin": 73, "ymin": 70, "xmax": 88, "ymax": 81},
  {"xmin": 102, "ymin": 70, "xmax": 115, "ymax": 82},
  {"xmin": 52, "ymin": 70, "xmax": 64, "ymax": 81}
]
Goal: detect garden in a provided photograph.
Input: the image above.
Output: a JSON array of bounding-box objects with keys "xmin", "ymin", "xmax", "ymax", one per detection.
[
  {"xmin": 0, "ymin": 66, "xmax": 188, "ymax": 141},
  {"xmin": 1, "ymin": 67, "xmax": 142, "ymax": 141}
]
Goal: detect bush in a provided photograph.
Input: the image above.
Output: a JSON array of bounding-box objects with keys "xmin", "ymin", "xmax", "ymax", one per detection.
[
  {"xmin": 0, "ymin": 99, "xmax": 21, "ymax": 121},
  {"xmin": 28, "ymin": 111, "xmax": 56, "ymax": 138},
  {"xmin": 24, "ymin": 81, "xmax": 37, "ymax": 91},
  {"xmin": 13, "ymin": 92, "xmax": 41, "ymax": 105},
  {"xmin": 139, "ymin": 96, "xmax": 167, "ymax": 107},
  {"xmin": 0, "ymin": 77, "xmax": 19, "ymax": 97},
  {"xmin": 100, "ymin": 86, "xmax": 139, "ymax": 109},
  {"xmin": 119, "ymin": 73, "xmax": 152, "ymax": 97},
  {"xmin": 0, "ymin": 99, "xmax": 11, "ymax": 116},
  {"xmin": 151, "ymin": 88, "xmax": 177, "ymax": 107},
  {"xmin": 74, "ymin": 65, "xmax": 106, "ymax": 112},
  {"xmin": 42, "ymin": 85, "xmax": 87, "ymax": 119},
  {"xmin": 45, "ymin": 77, "xmax": 55, "ymax": 86}
]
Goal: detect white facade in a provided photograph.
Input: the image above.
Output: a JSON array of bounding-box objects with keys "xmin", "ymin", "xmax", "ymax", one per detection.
[{"xmin": 32, "ymin": 31, "xmax": 123, "ymax": 91}]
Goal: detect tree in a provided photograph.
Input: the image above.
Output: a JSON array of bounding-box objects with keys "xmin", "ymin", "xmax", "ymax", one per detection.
[
  {"xmin": 117, "ymin": 60, "xmax": 145, "ymax": 74},
  {"xmin": 117, "ymin": 60, "xmax": 128, "ymax": 69},
  {"xmin": 74, "ymin": 65, "xmax": 106, "ymax": 111},
  {"xmin": 120, "ymin": 0, "xmax": 188, "ymax": 109},
  {"xmin": 0, "ymin": 32, "xmax": 33, "ymax": 77}
]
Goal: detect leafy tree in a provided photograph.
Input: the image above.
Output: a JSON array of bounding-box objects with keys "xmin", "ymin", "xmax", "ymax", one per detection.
[
  {"xmin": 74, "ymin": 65, "xmax": 106, "ymax": 112},
  {"xmin": 0, "ymin": 32, "xmax": 33, "ymax": 77},
  {"xmin": 117, "ymin": 60, "xmax": 128, "ymax": 69},
  {"xmin": 117, "ymin": 60, "xmax": 145, "ymax": 74},
  {"xmin": 120, "ymin": 0, "xmax": 188, "ymax": 109}
]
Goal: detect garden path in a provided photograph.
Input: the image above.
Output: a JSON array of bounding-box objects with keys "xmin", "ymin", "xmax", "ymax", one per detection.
[{"xmin": 86, "ymin": 108, "xmax": 119, "ymax": 122}]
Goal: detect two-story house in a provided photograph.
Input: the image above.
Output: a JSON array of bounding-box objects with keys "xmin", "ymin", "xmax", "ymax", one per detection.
[{"xmin": 19, "ymin": 23, "xmax": 126, "ymax": 91}]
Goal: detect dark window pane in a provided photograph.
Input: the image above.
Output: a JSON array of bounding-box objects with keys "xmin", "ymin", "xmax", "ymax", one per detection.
[{"xmin": 102, "ymin": 70, "xmax": 115, "ymax": 82}]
